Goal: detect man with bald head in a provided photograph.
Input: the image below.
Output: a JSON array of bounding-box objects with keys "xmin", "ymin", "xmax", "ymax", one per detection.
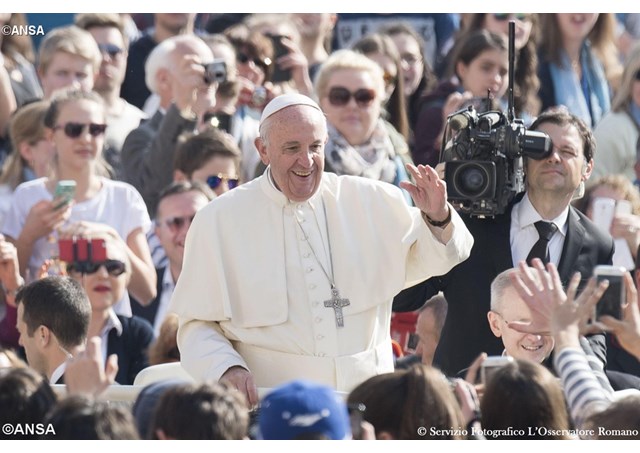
[
  {"xmin": 170, "ymin": 94, "xmax": 473, "ymax": 405},
  {"xmin": 121, "ymin": 34, "xmax": 217, "ymax": 216}
]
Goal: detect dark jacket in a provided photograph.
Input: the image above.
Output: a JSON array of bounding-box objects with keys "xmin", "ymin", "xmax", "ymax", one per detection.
[
  {"xmin": 108, "ymin": 314, "xmax": 154, "ymax": 385},
  {"xmin": 412, "ymin": 80, "xmax": 459, "ymax": 167},
  {"xmin": 393, "ymin": 193, "xmax": 614, "ymax": 376}
]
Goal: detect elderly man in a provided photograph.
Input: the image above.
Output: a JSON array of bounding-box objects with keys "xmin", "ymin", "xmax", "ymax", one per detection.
[{"xmin": 170, "ymin": 93, "xmax": 473, "ymax": 405}]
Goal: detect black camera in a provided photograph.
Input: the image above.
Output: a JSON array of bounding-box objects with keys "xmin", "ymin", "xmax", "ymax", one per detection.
[
  {"xmin": 203, "ymin": 59, "xmax": 227, "ymax": 84},
  {"xmin": 441, "ymin": 108, "xmax": 551, "ymax": 217},
  {"xmin": 439, "ymin": 23, "xmax": 552, "ymax": 217}
]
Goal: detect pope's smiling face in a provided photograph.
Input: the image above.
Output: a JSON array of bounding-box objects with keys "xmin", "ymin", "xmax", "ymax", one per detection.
[{"xmin": 255, "ymin": 105, "xmax": 328, "ymax": 202}]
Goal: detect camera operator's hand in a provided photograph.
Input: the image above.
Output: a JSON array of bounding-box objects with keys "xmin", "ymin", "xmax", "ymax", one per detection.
[
  {"xmin": 598, "ymin": 273, "xmax": 640, "ymax": 361},
  {"xmin": 401, "ymin": 163, "xmax": 449, "ymax": 223},
  {"xmin": 219, "ymin": 365, "xmax": 259, "ymax": 409}
]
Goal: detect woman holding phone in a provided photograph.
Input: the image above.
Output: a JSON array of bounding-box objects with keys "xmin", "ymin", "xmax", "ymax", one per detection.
[{"xmin": 2, "ymin": 89, "xmax": 156, "ymax": 311}]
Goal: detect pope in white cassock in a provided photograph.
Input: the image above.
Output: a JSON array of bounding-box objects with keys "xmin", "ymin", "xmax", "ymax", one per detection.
[{"xmin": 170, "ymin": 93, "xmax": 474, "ymax": 406}]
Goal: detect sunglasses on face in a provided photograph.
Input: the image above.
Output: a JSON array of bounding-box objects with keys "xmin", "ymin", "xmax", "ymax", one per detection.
[
  {"xmin": 97, "ymin": 43, "xmax": 124, "ymax": 59},
  {"xmin": 492, "ymin": 13, "xmax": 529, "ymax": 22},
  {"xmin": 67, "ymin": 259, "xmax": 126, "ymax": 277},
  {"xmin": 207, "ymin": 174, "xmax": 239, "ymax": 190},
  {"xmin": 237, "ymin": 52, "xmax": 271, "ymax": 71},
  {"xmin": 327, "ymin": 86, "xmax": 376, "ymax": 108},
  {"xmin": 54, "ymin": 122, "xmax": 107, "ymax": 139},
  {"xmin": 159, "ymin": 214, "xmax": 196, "ymax": 233}
]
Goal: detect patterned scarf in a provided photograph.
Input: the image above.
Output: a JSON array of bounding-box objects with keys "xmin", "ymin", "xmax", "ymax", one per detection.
[{"xmin": 325, "ymin": 119, "xmax": 398, "ymax": 184}]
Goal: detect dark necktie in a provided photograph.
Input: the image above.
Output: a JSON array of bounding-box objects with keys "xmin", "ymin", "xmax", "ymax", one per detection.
[{"xmin": 526, "ymin": 221, "xmax": 558, "ymax": 265}]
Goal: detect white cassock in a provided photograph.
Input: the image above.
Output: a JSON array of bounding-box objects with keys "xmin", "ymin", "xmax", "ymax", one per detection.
[{"xmin": 170, "ymin": 169, "xmax": 473, "ymax": 392}]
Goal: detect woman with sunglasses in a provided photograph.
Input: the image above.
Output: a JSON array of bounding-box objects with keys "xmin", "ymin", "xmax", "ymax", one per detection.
[
  {"xmin": 67, "ymin": 235, "xmax": 154, "ymax": 385},
  {"xmin": 314, "ymin": 49, "xmax": 413, "ymax": 199},
  {"xmin": 591, "ymin": 44, "xmax": 640, "ymax": 183},
  {"xmin": 413, "ymin": 30, "xmax": 509, "ymax": 168},
  {"xmin": 538, "ymin": 13, "xmax": 621, "ymax": 128},
  {"xmin": 2, "ymin": 89, "xmax": 157, "ymax": 312},
  {"xmin": 174, "ymin": 126, "xmax": 241, "ymax": 197}
]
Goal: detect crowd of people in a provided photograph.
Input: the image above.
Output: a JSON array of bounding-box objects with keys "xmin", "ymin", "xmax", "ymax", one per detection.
[{"xmin": 1, "ymin": 12, "xmax": 640, "ymax": 440}]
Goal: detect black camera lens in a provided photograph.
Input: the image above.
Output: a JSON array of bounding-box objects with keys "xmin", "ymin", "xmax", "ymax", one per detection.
[{"xmin": 455, "ymin": 164, "xmax": 489, "ymax": 198}]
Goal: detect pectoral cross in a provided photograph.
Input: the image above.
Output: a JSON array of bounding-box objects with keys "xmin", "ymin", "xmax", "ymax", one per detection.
[{"xmin": 324, "ymin": 286, "xmax": 350, "ymax": 328}]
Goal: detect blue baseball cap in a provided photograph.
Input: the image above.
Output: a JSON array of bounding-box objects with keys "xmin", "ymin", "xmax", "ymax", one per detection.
[{"xmin": 258, "ymin": 380, "xmax": 351, "ymax": 440}]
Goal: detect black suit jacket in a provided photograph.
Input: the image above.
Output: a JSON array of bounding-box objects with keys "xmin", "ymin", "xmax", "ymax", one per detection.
[
  {"xmin": 108, "ymin": 314, "xmax": 154, "ymax": 385},
  {"xmin": 393, "ymin": 194, "xmax": 614, "ymax": 375},
  {"xmin": 131, "ymin": 267, "xmax": 167, "ymax": 328}
]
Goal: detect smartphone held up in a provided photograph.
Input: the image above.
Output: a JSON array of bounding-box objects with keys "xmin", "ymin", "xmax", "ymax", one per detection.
[
  {"xmin": 593, "ymin": 265, "xmax": 625, "ymax": 320},
  {"xmin": 53, "ymin": 180, "xmax": 76, "ymax": 210}
]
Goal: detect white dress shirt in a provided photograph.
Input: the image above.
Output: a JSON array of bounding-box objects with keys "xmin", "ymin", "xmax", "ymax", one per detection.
[{"xmin": 510, "ymin": 192, "xmax": 569, "ymax": 266}]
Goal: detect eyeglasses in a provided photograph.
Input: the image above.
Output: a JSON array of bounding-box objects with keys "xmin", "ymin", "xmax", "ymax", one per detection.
[
  {"xmin": 492, "ymin": 13, "xmax": 529, "ymax": 22},
  {"xmin": 635, "ymin": 70, "xmax": 640, "ymax": 81},
  {"xmin": 54, "ymin": 122, "xmax": 107, "ymax": 139},
  {"xmin": 97, "ymin": 43, "xmax": 124, "ymax": 59},
  {"xmin": 237, "ymin": 52, "xmax": 272, "ymax": 71},
  {"xmin": 67, "ymin": 259, "xmax": 126, "ymax": 277},
  {"xmin": 401, "ymin": 53, "xmax": 422, "ymax": 65},
  {"xmin": 206, "ymin": 174, "xmax": 239, "ymax": 190},
  {"xmin": 159, "ymin": 214, "xmax": 196, "ymax": 233},
  {"xmin": 327, "ymin": 86, "xmax": 376, "ymax": 108}
]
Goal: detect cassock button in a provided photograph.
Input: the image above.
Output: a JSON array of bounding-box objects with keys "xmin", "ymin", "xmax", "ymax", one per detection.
[
  {"xmin": 303, "ymin": 252, "xmax": 310, "ymax": 258},
  {"xmin": 318, "ymin": 352, "xmax": 326, "ymax": 357},
  {"xmin": 312, "ymin": 301, "xmax": 320, "ymax": 307},
  {"xmin": 316, "ymin": 334, "xmax": 324, "ymax": 340},
  {"xmin": 306, "ymin": 267, "xmax": 314, "ymax": 273},
  {"xmin": 309, "ymin": 284, "xmax": 316, "ymax": 289},
  {"xmin": 315, "ymin": 317, "xmax": 322, "ymax": 323}
]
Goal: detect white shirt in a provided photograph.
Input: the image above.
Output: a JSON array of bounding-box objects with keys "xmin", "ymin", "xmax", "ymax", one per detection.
[
  {"xmin": 510, "ymin": 193, "xmax": 569, "ymax": 266},
  {"xmin": 171, "ymin": 170, "xmax": 473, "ymax": 392},
  {"xmin": 154, "ymin": 268, "xmax": 176, "ymax": 337},
  {"xmin": 98, "ymin": 309, "xmax": 123, "ymax": 365},
  {"xmin": 2, "ymin": 177, "xmax": 151, "ymax": 316},
  {"xmin": 49, "ymin": 361, "xmax": 66, "ymax": 385}
]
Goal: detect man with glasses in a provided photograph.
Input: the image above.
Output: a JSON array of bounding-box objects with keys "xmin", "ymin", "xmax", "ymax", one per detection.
[
  {"xmin": 75, "ymin": 13, "xmax": 147, "ymax": 181},
  {"xmin": 171, "ymin": 93, "xmax": 473, "ymax": 405},
  {"xmin": 134, "ymin": 181, "xmax": 213, "ymax": 337},
  {"xmin": 15, "ymin": 276, "xmax": 91, "ymax": 384}
]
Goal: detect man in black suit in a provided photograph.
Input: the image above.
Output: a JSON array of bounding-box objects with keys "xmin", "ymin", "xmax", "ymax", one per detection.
[
  {"xmin": 15, "ymin": 277, "xmax": 91, "ymax": 384},
  {"xmin": 132, "ymin": 181, "xmax": 212, "ymax": 335},
  {"xmin": 393, "ymin": 109, "xmax": 614, "ymax": 376}
]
